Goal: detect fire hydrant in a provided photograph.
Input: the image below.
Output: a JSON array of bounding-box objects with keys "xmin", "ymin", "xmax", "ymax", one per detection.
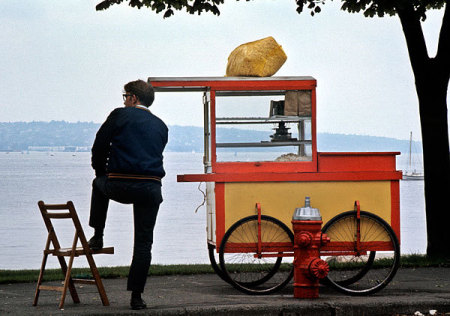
[{"xmin": 292, "ymin": 197, "xmax": 330, "ymax": 298}]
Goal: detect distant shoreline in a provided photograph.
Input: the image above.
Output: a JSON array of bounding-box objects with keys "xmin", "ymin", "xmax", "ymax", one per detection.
[{"xmin": 0, "ymin": 121, "xmax": 422, "ymax": 154}]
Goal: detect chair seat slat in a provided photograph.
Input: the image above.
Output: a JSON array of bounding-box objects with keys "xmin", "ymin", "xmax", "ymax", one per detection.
[{"xmin": 46, "ymin": 247, "xmax": 115, "ymax": 256}]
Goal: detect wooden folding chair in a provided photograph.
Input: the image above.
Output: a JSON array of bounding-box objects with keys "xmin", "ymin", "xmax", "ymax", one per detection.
[{"xmin": 33, "ymin": 201, "xmax": 114, "ymax": 309}]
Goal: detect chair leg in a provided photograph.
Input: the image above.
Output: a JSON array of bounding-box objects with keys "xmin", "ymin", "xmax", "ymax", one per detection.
[
  {"xmin": 57, "ymin": 256, "xmax": 80, "ymax": 308},
  {"xmin": 59, "ymin": 253, "xmax": 77, "ymax": 309},
  {"xmin": 33, "ymin": 252, "xmax": 49, "ymax": 306},
  {"xmin": 85, "ymin": 253, "xmax": 110, "ymax": 306}
]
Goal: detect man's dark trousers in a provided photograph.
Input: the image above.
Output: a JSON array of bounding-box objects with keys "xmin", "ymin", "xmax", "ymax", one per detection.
[{"xmin": 89, "ymin": 176, "xmax": 162, "ymax": 293}]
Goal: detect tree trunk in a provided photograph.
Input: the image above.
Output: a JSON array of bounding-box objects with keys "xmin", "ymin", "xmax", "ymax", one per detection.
[
  {"xmin": 417, "ymin": 72, "xmax": 450, "ymax": 258},
  {"xmin": 398, "ymin": 4, "xmax": 450, "ymax": 258}
]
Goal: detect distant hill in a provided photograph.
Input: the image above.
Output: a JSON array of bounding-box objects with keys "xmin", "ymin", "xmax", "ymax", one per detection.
[
  {"xmin": 317, "ymin": 133, "xmax": 421, "ymax": 154},
  {"xmin": 0, "ymin": 121, "xmax": 98, "ymax": 152},
  {"xmin": 0, "ymin": 121, "xmax": 422, "ymax": 155}
]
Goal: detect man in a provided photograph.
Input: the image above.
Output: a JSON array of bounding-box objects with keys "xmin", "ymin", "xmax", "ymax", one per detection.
[{"xmin": 88, "ymin": 79, "xmax": 168, "ymax": 310}]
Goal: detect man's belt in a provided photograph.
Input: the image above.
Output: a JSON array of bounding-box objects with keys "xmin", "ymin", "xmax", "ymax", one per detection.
[{"xmin": 107, "ymin": 173, "xmax": 162, "ymax": 182}]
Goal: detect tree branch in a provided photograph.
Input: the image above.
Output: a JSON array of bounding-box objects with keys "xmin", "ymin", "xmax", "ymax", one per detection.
[
  {"xmin": 436, "ymin": 2, "xmax": 450, "ymax": 73},
  {"xmin": 396, "ymin": 3, "xmax": 429, "ymax": 77}
]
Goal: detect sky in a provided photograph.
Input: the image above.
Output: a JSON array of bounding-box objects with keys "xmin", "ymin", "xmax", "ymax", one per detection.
[{"xmin": 0, "ymin": 0, "xmax": 448, "ymax": 141}]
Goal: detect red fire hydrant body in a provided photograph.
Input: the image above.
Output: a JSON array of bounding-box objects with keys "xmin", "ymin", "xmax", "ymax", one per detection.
[{"xmin": 292, "ymin": 197, "xmax": 330, "ymax": 299}]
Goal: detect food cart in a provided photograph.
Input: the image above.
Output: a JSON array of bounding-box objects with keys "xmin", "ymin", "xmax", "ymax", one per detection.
[{"xmin": 150, "ymin": 76, "xmax": 402, "ymax": 296}]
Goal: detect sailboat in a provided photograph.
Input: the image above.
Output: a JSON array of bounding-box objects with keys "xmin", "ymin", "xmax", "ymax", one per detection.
[{"xmin": 403, "ymin": 132, "xmax": 424, "ymax": 180}]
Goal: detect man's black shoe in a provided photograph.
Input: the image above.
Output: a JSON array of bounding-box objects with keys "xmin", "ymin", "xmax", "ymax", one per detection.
[
  {"xmin": 87, "ymin": 236, "xmax": 103, "ymax": 250},
  {"xmin": 130, "ymin": 297, "xmax": 147, "ymax": 310}
]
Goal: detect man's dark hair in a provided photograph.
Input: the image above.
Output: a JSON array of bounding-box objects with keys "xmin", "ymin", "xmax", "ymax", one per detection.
[{"xmin": 124, "ymin": 80, "xmax": 155, "ymax": 107}]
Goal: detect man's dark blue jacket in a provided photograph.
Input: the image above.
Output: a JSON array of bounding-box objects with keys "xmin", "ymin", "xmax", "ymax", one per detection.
[{"xmin": 92, "ymin": 106, "xmax": 168, "ymax": 180}]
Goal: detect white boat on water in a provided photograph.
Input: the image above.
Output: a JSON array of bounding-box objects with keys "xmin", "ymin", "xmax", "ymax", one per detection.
[
  {"xmin": 403, "ymin": 171, "xmax": 424, "ymax": 180},
  {"xmin": 403, "ymin": 132, "xmax": 424, "ymax": 181}
]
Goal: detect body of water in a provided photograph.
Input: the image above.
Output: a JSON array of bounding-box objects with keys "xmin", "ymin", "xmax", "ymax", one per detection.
[{"xmin": 0, "ymin": 151, "xmax": 426, "ymax": 270}]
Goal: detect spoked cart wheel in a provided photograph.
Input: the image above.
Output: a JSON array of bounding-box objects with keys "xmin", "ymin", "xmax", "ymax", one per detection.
[
  {"xmin": 321, "ymin": 207, "xmax": 400, "ymax": 296},
  {"xmin": 219, "ymin": 214, "xmax": 294, "ymax": 295}
]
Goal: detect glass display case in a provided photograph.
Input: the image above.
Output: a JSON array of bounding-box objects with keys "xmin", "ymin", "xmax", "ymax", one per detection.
[
  {"xmin": 149, "ymin": 76, "xmax": 318, "ymax": 174},
  {"xmin": 214, "ymin": 90, "xmax": 313, "ymax": 163}
]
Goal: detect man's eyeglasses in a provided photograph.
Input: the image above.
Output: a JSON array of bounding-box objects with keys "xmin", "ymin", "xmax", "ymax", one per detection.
[{"xmin": 122, "ymin": 94, "xmax": 133, "ymax": 101}]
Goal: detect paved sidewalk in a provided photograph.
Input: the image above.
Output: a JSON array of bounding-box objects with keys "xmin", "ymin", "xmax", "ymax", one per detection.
[{"xmin": 1, "ymin": 267, "xmax": 449, "ymax": 315}]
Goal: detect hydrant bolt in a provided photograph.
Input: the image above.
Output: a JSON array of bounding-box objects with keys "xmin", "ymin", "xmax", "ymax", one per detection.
[{"xmin": 296, "ymin": 232, "xmax": 313, "ymax": 248}]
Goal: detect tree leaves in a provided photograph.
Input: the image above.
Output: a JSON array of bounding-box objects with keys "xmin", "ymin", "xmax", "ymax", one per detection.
[
  {"xmin": 295, "ymin": 0, "xmax": 304, "ymax": 14},
  {"xmin": 164, "ymin": 8, "xmax": 174, "ymax": 17},
  {"xmin": 94, "ymin": 0, "xmax": 446, "ymax": 22},
  {"xmin": 95, "ymin": 0, "xmax": 224, "ymax": 18},
  {"xmin": 291, "ymin": 0, "xmax": 445, "ymax": 21},
  {"xmin": 96, "ymin": 0, "xmax": 125, "ymax": 11}
]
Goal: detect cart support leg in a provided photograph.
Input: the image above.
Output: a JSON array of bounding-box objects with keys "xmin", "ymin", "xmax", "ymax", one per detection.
[
  {"xmin": 355, "ymin": 201, "xmax": 361, "ymax": 256},
  {"xmin": 256, "ymin": 203, "xmax": 262, "ymax": 258}
]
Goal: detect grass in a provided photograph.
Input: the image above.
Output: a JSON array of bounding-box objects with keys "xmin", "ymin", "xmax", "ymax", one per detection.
[
  {"xmin": 326, "ymin": 254, "xmax": 450, "ymax": 270},
  {"xmin": 399, "ymin": 254, "xmax": 450, "ymax": 268},
  {"xmin": 1, "ymin": 254, "xmax": 448, "ymax": 285},
  {"xmin": 0, "ymin": 264, "xmax": 215, "ymax": 284}
]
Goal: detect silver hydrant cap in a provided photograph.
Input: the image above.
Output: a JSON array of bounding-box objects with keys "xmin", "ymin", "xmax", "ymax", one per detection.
[{"xmin": 293, "ymin": 197, "xmax": 322, "ymax": 221}]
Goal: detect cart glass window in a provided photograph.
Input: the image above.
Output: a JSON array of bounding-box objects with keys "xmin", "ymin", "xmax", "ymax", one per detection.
[{"xmin": 215, "ymin": 91, "xmax": 312, "ymax": 162}]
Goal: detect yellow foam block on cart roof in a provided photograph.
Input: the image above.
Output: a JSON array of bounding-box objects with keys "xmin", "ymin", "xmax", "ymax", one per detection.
[{"xmin": 226, "ymin": 36, "xmax": 287, "ymax": 77}]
